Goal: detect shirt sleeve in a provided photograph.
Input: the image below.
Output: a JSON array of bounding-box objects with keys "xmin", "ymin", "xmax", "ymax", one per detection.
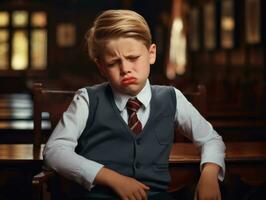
[
  {"xmin": 174, "ymin": 88, "xmax": 226, "ymax": 180},
  {"xmin": 43, "ymin": 88, "xmax": 104, "ymax": 190}
]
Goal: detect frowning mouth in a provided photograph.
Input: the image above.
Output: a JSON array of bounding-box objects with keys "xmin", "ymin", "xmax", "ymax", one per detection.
[{"xmin": 121, "ymin": 77, "xmax": 137, "ymax": 85}]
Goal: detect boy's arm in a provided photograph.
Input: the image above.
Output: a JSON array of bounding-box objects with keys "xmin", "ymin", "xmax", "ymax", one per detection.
[
  {"xmin": 94, "ymin": 167, "xmax": 150, "ymax": 200},
  {"xmin": 43, "ymin": 89, "xmax": 103, "ymax": 190},
  {"xmin": 44, "ymin": 88, "xmax": 149, "ymax": 198},
  {"xmin": 196, "ymin": 163, "xmax": 221, "ymax": 200},
  {"xmin": 174, "ymin": 88, "xmax": 225, "ymax": 199},
  {"xmin": 174, "ymin": 88, "xmax": 226, "ymax": 180}
]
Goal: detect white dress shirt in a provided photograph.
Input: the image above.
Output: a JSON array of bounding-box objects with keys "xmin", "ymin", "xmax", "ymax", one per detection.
[{"xmin": 43, "ymin": 80, "xmax": 225, "ymax": 191}]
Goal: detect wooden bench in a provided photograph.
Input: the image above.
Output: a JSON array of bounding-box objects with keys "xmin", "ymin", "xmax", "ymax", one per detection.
[
  {"xmin": 0, "ymin": 93, "xmax": 35, "ymax": 143},
  {"xmin": 0, "ymin": 144, "xmax": 43, "ymax": 163},
  {"xmin": 209, "ymin": 118, "xmax": 266, "ymax": 142},
  {"xmin": 206, "ymin": 110, "xmax": 266, "ymax": 139}
]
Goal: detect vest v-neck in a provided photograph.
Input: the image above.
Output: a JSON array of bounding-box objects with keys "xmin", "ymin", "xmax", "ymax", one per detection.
[{"xmin": 107, "ymin": 86, "xmax": 155, "ymax": 138}]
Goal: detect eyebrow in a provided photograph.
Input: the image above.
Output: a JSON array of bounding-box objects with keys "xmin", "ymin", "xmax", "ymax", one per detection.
[{"xmin": 106, "ymin": 58, "xmax": 120, "ymax": 63}]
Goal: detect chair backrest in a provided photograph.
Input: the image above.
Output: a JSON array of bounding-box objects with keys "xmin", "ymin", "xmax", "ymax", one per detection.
[
  {"xmin": 33, "ymin": 83, "xmax": 75, "ymax": 148},
  {"xmin": 33, "ymin": 83, "xmax": 206, "ymax": 146}
]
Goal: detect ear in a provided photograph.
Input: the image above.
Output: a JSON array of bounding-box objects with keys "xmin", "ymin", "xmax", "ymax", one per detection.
[
  {"xmin": 149, "ymin": 44, "xmax": 156, "ymax": 64},
  {"xmin": 95, "ymin": 59, "xmax": 107, "ymax": 77}
]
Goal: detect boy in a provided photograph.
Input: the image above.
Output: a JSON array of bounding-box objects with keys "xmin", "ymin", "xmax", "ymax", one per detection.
[{"xmin": 44, "ymin": 9, "xmax": 225, "ymax": 200}]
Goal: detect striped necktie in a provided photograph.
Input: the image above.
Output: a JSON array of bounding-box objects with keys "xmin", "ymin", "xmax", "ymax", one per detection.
[{"xmin": 126, "ymin": 98, "xmax": 142, "ymax": 134}]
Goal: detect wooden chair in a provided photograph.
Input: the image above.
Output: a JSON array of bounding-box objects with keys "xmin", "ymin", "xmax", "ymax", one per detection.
[
  {"xmin": 32, "ymin": 83, "xmax": 206, "ymax": 200},
  {"xmin": 32, "ymin": 83, "xmax": 75, "ymax": 200},
  {"xmin": 33, "ymin": 83, "xmax": 75, "ymax": 148}
]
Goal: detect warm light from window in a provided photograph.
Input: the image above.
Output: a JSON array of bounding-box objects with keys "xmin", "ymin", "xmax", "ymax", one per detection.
[
  {"xmin": 0, "ymin": 31, "xmax": 9, "ymax": 69},
  {"xmin": 31, "ymin": 12, "xmax": 47, "ymax": 27},
  {"xmin": 31, "ymin": 30, "xmax": 47, "ymax": 69},
  {"xmin": 11, "ymin": 31, "xmax": 28, "ymax": 70},
  {"xmin": 221, "ymin": 0, "xmax": 234, "ymax": 48},
  {"xmin": 221, "ymin": 17, "xmax": 234, "ymax": 30},
  {"xmin": 0, "ymin": 10, "xmax": 48, "ymax": 71},
  {"xmin": 189, "ymin": 8, "xmax": 200, "ymax": 51},
  {"xmin": 12, "ymin": 11, "xmax": 28, "ymax": 27},
  {"xmin": 0, "ymin": 12, "xmax": 9, "ymax": 26},
  {"xmin": 203, "ymin": 3, "xmax": 216, "ymax": 49},
  {"xmin": 166, "ymin": 63, "xmax": 177, "ymax": 80},
  {"xmin": 167, "ymin": 17, "xmax": 186, "ymax": 78},
  {"xmin": 245, "ymin": 0, "xmax": 261, "ymax": 44}
]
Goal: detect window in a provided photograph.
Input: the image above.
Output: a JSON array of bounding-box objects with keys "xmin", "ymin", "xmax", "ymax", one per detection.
[
  {"xmin": 0, "ymin": 10, "xmax": 47, "ymax": 71},
  {"xmin": 0, "ymin": 12, "xmax": 9, "ymax": 70}
]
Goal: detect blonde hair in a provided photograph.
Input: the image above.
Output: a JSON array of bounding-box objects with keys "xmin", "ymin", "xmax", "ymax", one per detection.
[{"xmin": 86, "ymin": 9, "xmax": 152, "ymax": 61}]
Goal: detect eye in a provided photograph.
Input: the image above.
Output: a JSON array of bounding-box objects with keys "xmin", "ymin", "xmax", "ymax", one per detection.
[
  {"xmin": 106, "ymin": 62, "xmax": 116, "ymax": 67},
  {"xmin": 128, "ymin": 56, "xmax": 140, "ymax": 62},
  {"xmin": 106, "ymin": 60, "xmax": 119, "ymax": 68}
]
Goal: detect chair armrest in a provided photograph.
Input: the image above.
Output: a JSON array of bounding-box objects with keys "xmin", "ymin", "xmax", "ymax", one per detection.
[
  {"xmin": 32, "ymin": 170, "xmax": 56, "ymax": 200},
  {"xmin": 33, "ymin": 170, "xmax": 55, "ymax": 184}
]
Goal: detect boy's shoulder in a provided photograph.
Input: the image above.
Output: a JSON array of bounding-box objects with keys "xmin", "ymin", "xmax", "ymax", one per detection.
[
  {"xmin": 76, "ymin": 82, "xmax": 109, "ymax": 100},
  {"xmin": 151, "ymin": 84, "xmax": 175, "ymax": 94},
  {"xmin": 151, "ymin": 84, "xmax": 176, "ymax": 99},
  {"xmin": 151, "ymin": 84, "xmax": 174, "ymax": 90},
  {"xmin": 80, "ymin": 82, "xmax": 109, "ymax": 95},
  {"xmin": 150, "ymin": 84, "xmax": 177, "ymax": 109},
  {"xmin": 151, "ymin": 84, "xmax": 184, "ymax": 95}
]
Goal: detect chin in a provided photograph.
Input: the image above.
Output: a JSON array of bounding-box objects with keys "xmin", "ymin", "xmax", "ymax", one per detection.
[{"xmin": 123, "ymin": 86, "xmax": 140, "ymax": 96}]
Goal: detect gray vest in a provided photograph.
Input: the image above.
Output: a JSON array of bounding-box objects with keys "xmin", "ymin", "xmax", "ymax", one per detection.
[{"xmin": 70, "ymin": 83, "xmax": 176, "ymax": 199}]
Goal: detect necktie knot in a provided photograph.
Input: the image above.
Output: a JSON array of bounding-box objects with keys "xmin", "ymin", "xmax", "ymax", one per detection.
[{"xmin": 126, "ymin": 98, "xmax": 142, "ymax": 114}]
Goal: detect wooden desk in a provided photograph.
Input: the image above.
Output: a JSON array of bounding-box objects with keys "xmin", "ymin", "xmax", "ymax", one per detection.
[
  {"xmin": 169, "ymin": 142, "xmax": 266, "ymax": 163},
  {"xmin": 1, "ymin": 142, "xmax": 265, "ymax": 170},
  {"xmin": 168, "ymin": 143, "xmax": 200, "ymax": 191},
  {"xmin": 1, "ymin": 142, "xmax": 266, "ymax": 198}
]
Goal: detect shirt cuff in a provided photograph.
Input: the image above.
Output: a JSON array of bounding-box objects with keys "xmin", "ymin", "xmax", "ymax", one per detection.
[
  {"xmin": 80, "ymin": 161, "xmax": 104, "ymax": 190},
  {"xmin": 200, "ymin": 154, "xmax": 225, "ymax": 181}
]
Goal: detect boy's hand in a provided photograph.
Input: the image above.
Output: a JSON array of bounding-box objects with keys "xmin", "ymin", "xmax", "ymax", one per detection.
[
  {"xmin": 95, "ymin": 167, "xmax": 150, "ymax": 200},
  {"xmin": 111, "ymin": 174, "xmax": 150, "ymax": 200},
  {"xmin": 196, "ymin": 163, "xmax": 221, "ymax": 200}
]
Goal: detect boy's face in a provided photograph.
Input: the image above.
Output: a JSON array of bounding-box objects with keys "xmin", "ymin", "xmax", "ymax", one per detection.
[{"xmin": 96, "ymin": 37, "xmax": 156, "ymax": 96}]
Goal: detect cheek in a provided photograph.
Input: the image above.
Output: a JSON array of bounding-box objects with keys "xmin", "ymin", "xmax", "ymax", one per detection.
[
  {"xmin": 106, "ymin": 68, "xmax": 120, "ymax": 80},
  {"xmin": 137, "ymin": 62, "xmax": 150, "ymax": 76},
  {"xmin": 145, "ymin": 66, "xmax": 150, "ymax": 76}
]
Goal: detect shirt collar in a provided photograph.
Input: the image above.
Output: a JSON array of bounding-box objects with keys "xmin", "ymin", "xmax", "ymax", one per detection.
[{"xmin": 112, "ymin": 80, "xmax": 151, "ymax": 112}]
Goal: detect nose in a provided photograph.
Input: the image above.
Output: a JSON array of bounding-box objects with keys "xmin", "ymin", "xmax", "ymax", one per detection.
[{"xmin": 120, "ymin": 60, "xmax": 131, "ymax": 75}]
